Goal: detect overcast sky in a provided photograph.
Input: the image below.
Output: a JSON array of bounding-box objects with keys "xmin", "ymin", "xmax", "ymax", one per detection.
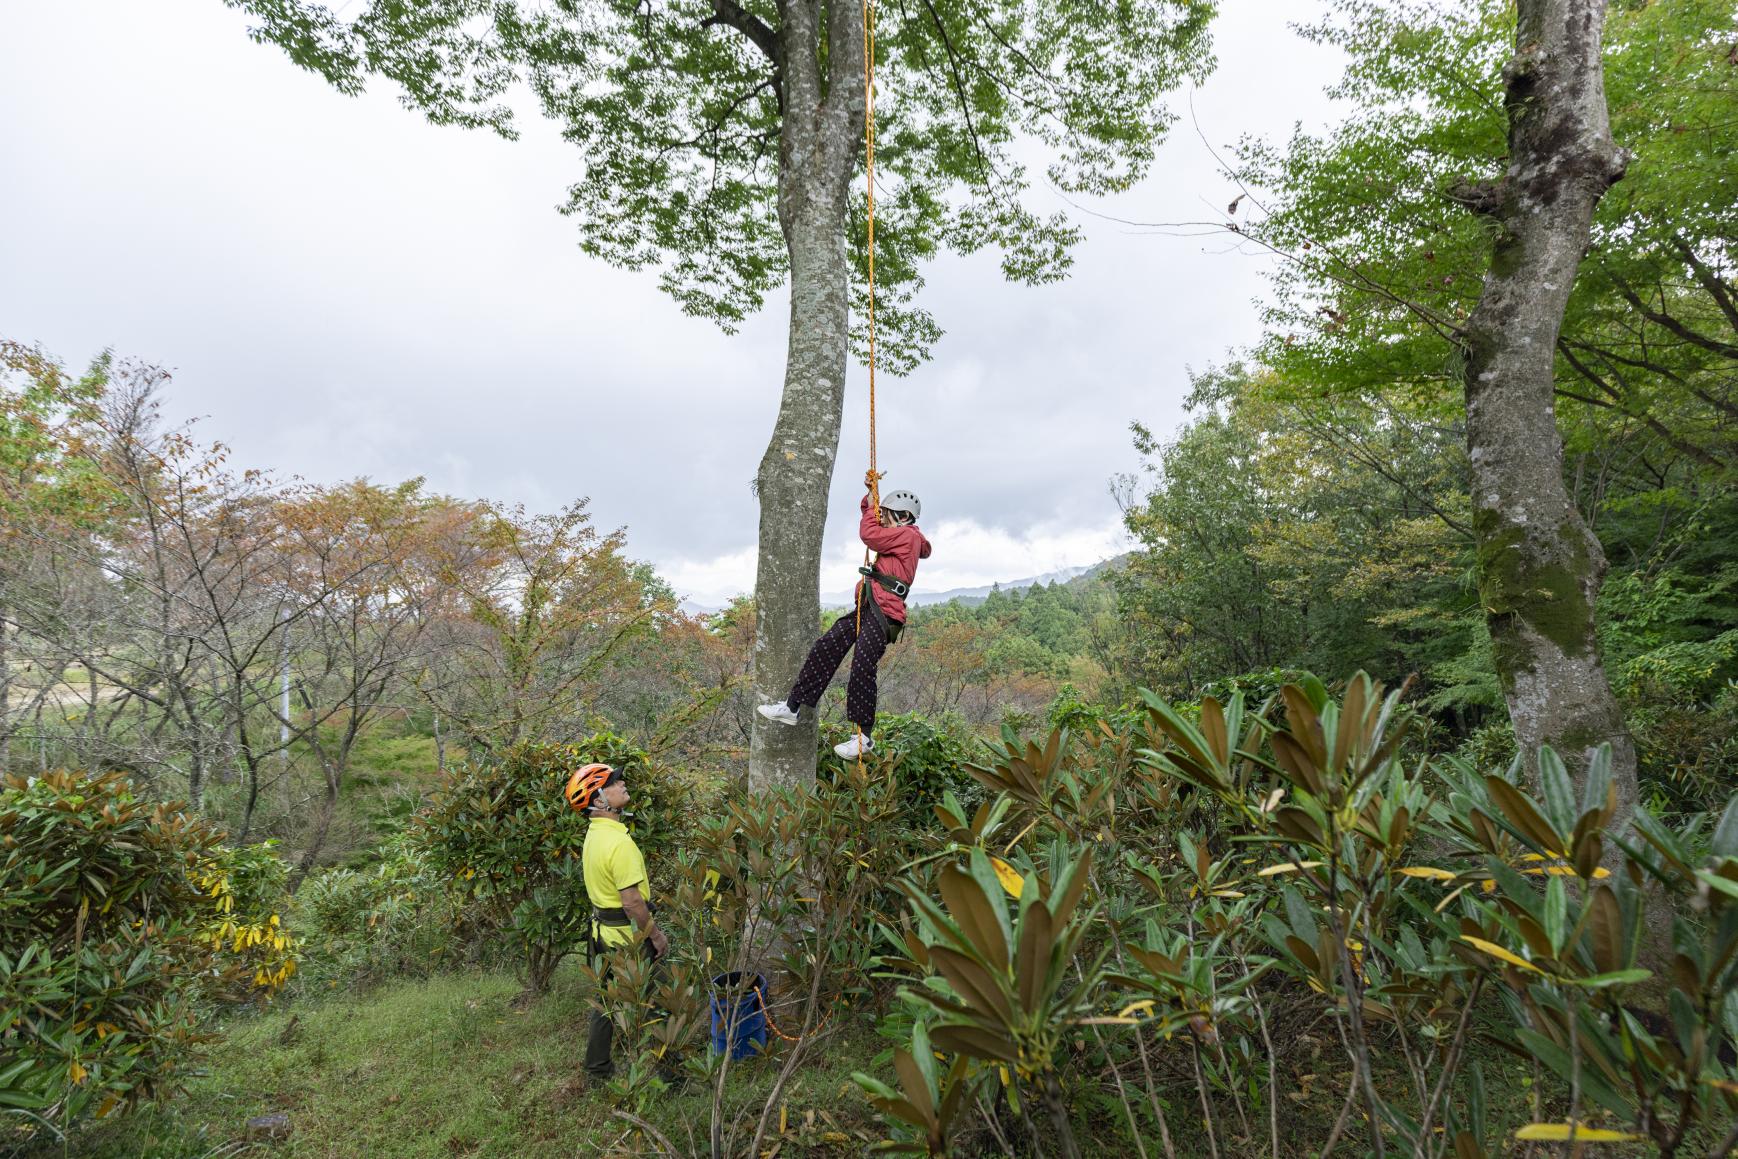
[{"xmin": 0, "ymin": 1, "xmax": 1345, "ymax": 607}]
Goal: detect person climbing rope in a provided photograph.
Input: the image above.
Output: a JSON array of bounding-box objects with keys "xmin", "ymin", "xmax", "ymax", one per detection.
[
  {"xmin": 758, "ymin": 474, "xmax": 931, "ymax": 759},
  {"xmin": 567, "ymin": 762, "xmax": 672, "ymax": 1083}
]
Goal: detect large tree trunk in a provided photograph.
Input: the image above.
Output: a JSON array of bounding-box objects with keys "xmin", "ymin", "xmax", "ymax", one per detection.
[
  {"xmin": 747, "ymin": 0, "xmax": 865, "ymax": 789},
  {"xmin": 1458, "ymin": 0, "xmax": 1636, "ymax": 811}
]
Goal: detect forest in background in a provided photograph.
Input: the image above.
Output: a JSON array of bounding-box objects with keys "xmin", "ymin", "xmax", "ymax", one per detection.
[{"xmin": 5, "ymin": 0, "xmax": 1737, "ymax": 1154}]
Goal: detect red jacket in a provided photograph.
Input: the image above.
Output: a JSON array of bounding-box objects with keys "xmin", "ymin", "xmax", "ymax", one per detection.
[{"xmin": 857, "ymin": 493, "xmax": 931, "ymax": 623}]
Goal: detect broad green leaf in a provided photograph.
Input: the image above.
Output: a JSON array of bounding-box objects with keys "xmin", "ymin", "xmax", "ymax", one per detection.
[
  {"xmin": 1537, "ymin": 747, "xmax": 1577, "ymax": 837},
  {"xmin": 1282, "ymin": 887, "xmax": 1316, "ymax": 941},
  {"xmin": 942, "ymin": 856, "xmax": 1008, "ymax": 967},
  {"xmin": 929, "ymin": 947, "xmax": 1013, "ymax": 1026},
  {"xmin": 1585, "ymin": 885, "xmax": 1624, "ymax": 975},
  {"xmin": 930, "ymin": 1024, "xmax": 1017, "ymax": 1064},
  {"xmin": 1712, "ymin": 796, "xmax": 1738, "ymax": 861},
  {"xmin": 1484, "ymin": 776, "xmax": 1564, "ymax": 855},
  {"xmin": 1514, "ymin": 1030, "xmax": 1632, "ymax": 1118},
  {"xmin": 1199, "ymin": 696, "xmax": 1229, "ymax": 767},
  {"xmin": 1580, "ymin": 745, "xmax": 1614, "ymax": 818},
  {"xmin": 1543, "ymin": 876, "xmax": 1567, "ymax": 954},
  {"xmin": 1570, "ymin": 969, "xmax": 1652, "ymax": 989},
  {"xmin": 1696, "ymin": 870, "xmax": 1738, "ymax": 902}
]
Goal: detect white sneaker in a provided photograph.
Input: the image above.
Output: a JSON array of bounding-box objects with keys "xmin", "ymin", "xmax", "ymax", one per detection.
[
  {"xmin": 757, "ymin": 702, "xmax": 799, "ymax": 727},
  {"xmin": 833, "ymin": 735, "xmax": 874, "ymax": 760}
]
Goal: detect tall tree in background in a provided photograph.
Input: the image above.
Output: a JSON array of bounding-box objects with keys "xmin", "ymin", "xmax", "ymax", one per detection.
[
  {"xmin": 1452, "ymin": 0, "xmax": 1635, "ymax": 799},
  {"xmin": 1223, "ymin": 0, "xmax": 1736, "ymax": 812},
  {"xmin": 219, "ymin": 0, "xmax": 1214, "ymax": 786},
  {"xmin": 416, "ymin": 499, "xmax": 663, "ymax": 751},
  {"xmin": 0, "ymin": 344, "xmax": 113, "ymax": 770}
]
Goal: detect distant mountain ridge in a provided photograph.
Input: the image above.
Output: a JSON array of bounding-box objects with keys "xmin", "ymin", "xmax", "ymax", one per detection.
[
  {"xmin": 894, "ymin": 565, "xmax": 1091, "ymax": 609},
  {"xmin": 827, "ymin": 553, "xmax": 1127, "ymax": 610}
]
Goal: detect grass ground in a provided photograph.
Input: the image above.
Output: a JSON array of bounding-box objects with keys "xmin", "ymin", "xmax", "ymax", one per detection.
[
  {"xmin": 32, "ymin": 963, "xmax": 1668, "ymax": 1159},
  {"xmin": 55, "ymin": 967, "xmax": 887, "ymax": 1159}
]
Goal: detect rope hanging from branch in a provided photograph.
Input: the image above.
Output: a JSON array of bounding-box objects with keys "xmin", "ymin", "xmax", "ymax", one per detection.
[{"xmin": 853, "ymin": 0, "xmax": 881, "ymax": 768}]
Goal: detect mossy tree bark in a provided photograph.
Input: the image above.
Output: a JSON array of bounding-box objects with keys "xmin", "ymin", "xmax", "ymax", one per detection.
[
  {"xmin": 1456, "ymin": 0, "xmax": 1637, "ymax": 809},
  {"xmin": 748, "ymin": 0, "xmax": 866, "ymax": 790}
]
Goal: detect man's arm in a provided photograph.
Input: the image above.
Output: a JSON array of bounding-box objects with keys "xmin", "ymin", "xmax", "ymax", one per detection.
[{"xmin": 618, "ymin": 884, "xmax": 669, "ymax": 957}]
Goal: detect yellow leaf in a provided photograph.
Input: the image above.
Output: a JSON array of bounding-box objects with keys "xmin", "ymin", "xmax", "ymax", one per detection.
[
  {"xmin": 1398, "ymin": 867, "xmax": 1457, "ymax": 881},
  {"xmin": 69, "ymin": 1061, "xmax": 88, "ymax": 1085},
  {"xmin": 1524, "ymin": 865, "xmax": 1611, "ymax": 879},
  {"xmin": 1515, "ymin": 1123, "xmax": 1643, "ymax": 1143},
  {"xmin": 1461, "ymin": 935, "xmax": 1545, "ymax": 974},
  {"xmin": 1118, "ymin": 999, "xmax": 1156, "ymax": 1019},
  {"xmin": 1434, "ymin": 883, "xmax": 1473, "ymax": 913},
  {"xmin": 1259, "ymin": 862, "xmax": 1323, "ymax": 877},
  {"xmin": 990, "ymin": 857, "xmax": 1024, "ymax": 898}
]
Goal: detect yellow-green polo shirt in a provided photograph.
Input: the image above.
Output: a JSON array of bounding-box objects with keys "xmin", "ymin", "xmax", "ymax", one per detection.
[{"xmin": 582, "ymin": 816, "xmax": 650, "ymax": 948}]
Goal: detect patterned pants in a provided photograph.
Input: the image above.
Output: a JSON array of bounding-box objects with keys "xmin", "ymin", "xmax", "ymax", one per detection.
[{"xmin": 786, "ymin": 589, "xmax": 890, "ymax": 735}]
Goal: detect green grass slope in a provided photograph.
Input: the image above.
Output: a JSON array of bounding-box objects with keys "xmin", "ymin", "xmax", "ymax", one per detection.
[{"xmin": 65, "ymin": 970, "xmax": 884, "ymax": 1158}]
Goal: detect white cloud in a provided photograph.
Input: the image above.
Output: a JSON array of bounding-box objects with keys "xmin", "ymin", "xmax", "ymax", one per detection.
[
  {"xmin": 655, "ymin": 515, "xmax": 1130, "ymax": 609},
  {"xmin": 887, "ymin": 517, "xmax": 1130, "ymax": 594},
  {"xmin": 657, "ymin": 546, "xmax": 761, "ymax": 608}
]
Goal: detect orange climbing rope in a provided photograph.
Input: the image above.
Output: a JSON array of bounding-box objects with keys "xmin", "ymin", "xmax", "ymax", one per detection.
[
  {"xmin": 853, "ymin": 0, "xmax": 881, "ymax": 770},
  {"xmin": 753, "ymin": 981, "xmax": 834, "ymax": 1044}
]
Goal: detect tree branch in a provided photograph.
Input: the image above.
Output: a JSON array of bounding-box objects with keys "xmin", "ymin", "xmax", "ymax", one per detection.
[
  {"xmin": 1556, "ymin": 339, "xmax": 1723, "ymax": 468},
  {"xmin": 1670, "ymin": 233, "xmax": 1738, "ymax": 336},
  {"xmin": 1609, "ymin": 271, "xmax": 1738, "ymax": 359},
  {"xmin": 916, "ymin": 0, "xmax": 991, "ymax": 180},
  {"xmin": 700, "ymin": 0, "xmax": 781, "ymax": 70}
]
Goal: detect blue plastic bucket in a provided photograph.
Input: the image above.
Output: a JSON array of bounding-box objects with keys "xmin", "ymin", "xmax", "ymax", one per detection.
[{"xmin": 709, "ymin": 971, "xmax": 768, "ymax": 1059}]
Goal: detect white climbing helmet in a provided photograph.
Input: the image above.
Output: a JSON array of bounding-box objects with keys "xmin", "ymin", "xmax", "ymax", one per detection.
[{"xmin": 881, "ymin": 490, "xmax": 921, "ymax": 521}]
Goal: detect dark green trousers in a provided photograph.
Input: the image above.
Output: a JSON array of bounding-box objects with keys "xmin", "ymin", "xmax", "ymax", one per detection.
[{"xmin": 584, "ymin": 939, "xmax": 662, "ymax": 1080}]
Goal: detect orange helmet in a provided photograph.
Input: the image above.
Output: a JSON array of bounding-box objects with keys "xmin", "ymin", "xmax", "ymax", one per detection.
[{"xmin": 564, "ymin": 763, "xmax": 617, "ymax": 813}]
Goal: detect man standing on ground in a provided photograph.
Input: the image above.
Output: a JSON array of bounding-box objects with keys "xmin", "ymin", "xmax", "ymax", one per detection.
[{"xmin": 566, "ymin": 762, "xmax": 670, "ymax": 1082}]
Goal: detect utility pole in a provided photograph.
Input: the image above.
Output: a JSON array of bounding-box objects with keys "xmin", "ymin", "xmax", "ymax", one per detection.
[{"xmin": 279, "ymin": 604, "xmax": 291, "ymax": 765}]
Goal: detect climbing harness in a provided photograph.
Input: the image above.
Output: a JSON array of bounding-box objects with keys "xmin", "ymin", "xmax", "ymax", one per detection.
[
  {"xmin": 858, "ymin": 565, "xmax": 909, "ymax": 600},
  {"xmin": 857, "ymin": 568, "xmax": 906, "ymax": 646}
]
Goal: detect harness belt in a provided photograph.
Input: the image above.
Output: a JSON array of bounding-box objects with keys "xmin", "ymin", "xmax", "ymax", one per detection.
[
  {"xmin": 859, "ymin": 565, "xmax": 909, "ymax": 599},
  {"xmin": 592, "ymin": 907, "xmax": 632, "ymax": 926}
]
